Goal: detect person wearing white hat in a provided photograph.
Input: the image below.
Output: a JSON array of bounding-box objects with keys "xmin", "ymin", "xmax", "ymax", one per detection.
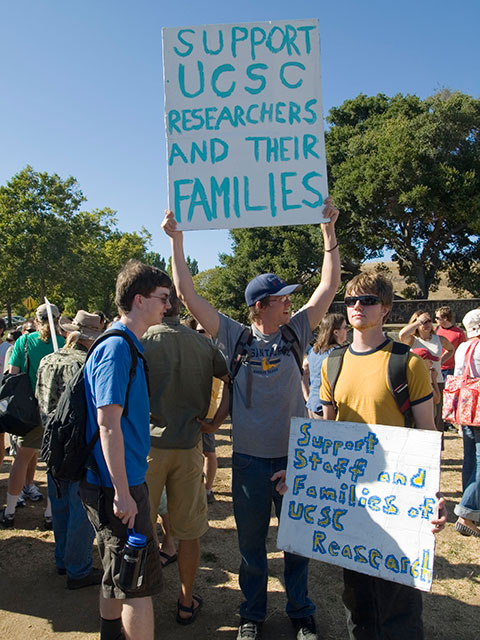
[{"xmin": 453, "ymin": 309, "xmax": 480, "ymax": 537}]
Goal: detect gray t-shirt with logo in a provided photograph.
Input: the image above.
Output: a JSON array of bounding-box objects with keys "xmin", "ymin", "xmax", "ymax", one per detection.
[{"xmin": 216, "ymin": 309, "xmax": 312, "ymax": 458}]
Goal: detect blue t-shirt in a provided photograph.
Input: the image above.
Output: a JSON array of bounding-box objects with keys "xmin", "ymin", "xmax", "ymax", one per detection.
[
  {"xmin": 306, "ymin": 347, "xmax": 334, "ymax": 412},
  {"xmin": 84, "ymin": 322, "xmax": 150, "ymax": 487}
]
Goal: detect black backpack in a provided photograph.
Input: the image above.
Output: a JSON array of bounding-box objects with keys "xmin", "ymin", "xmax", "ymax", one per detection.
[
  {"xmin": 325, "ymin": 340, "xmax": 414, "ymax": 427},
  {"xmin": 41, "ymin": 329, "xmax": 147, "ymax": 495}
]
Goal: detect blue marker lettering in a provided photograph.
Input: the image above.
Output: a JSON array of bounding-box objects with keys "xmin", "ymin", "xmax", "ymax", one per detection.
[
  {"xmin": 250, "ymin": 27, "xmax": 266, "ymax": 60},
  {"xmin": 211, "ymin": 64, "xmax": 235, "ymax": 98},
  {"xmin": 210, "ymin": 176, "xmax": 229, "ymax": 219},
  {"xmin": 187, "ymin": 179, "xmax": 213, "ymax": 222},
  {"xmin": 203, "ymin": 29, "xmax": 223, "ymax": 55},
  {"xmin": 280, "ymin": 62, "xmax": 305, "ymax": 89},
  {"xmin": 245, "ymin": 64, "xmax": 267, "ymax": 95},
  {"xmin": 281, "ymin": 172, "xmax": 300, "ymax": 210},
  {"xmin": 244, "ymin": 176, "xmax": 266, "ymax": 211},
  {"xmin": 173, "ymin": 29, "xmax": 195, "ymax": 57},
  {"xmin": 179, "ymin": 61, "xmax": 204, "ymax": 98}
]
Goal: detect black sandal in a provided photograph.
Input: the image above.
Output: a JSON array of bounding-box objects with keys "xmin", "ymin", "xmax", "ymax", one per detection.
[{"xmin": 176, "ymin": 595, "xmax": 203, "ymax": 625}]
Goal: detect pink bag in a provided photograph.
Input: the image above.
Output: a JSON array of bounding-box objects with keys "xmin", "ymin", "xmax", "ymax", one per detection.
[{"xmin": 443, "ymin": 339, "xmax": 480, "ymax": 426}]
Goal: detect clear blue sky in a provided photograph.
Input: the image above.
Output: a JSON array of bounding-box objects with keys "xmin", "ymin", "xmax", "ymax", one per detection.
[{"xmin": 1, "ymin": 0, "xmax": 478, "ymax": 270}]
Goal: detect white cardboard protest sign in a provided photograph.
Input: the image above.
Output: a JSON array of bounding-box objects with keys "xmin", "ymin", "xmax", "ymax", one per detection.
[
  {"xmin": 162, "ymin": 19, "xmax": 328, "ymax": 230},
  {"xmin": 277, "ymin": 419, "xmax": 442, "ymax": 592}
]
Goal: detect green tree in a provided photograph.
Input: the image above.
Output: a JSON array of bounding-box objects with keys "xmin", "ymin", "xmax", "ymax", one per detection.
[
  {"xmin": 194, "ymin": 225, "xmax": 330, "ymax": 322},
  {"xmin": 0, "ymin": 167, "xmax": 167, "ymax": 319},
  {"xmin": 0, "ymin": 166, "xmax": 86, "ymax": 321},
  {"xmin": 326, "ymin": 91, "xmax": 480, "ymax": 298}
]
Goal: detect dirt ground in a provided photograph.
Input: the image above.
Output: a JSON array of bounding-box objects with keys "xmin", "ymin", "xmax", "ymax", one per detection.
[{"xmin": 0, "ymin": 426, "xmax": 479, "ymax": 640}]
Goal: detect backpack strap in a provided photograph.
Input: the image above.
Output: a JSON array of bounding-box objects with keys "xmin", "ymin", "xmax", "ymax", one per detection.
[
  {"xmin": 86, "ymin": 329, "xmax": 146, "ymax": 417},
  {"xmin": 326, "ymin": 341, "xmax": 413, "ymax": 426},
  {"xmin": 229, "ymin": 326, "xmax": 253, "ymax": 381},
  {"xmin": 388, "ymin": 341, "xmax": 413, "ymax": 428},
  {"xmin": 23, "ymin": 334, "xmax": 30, "ymax": 376},
  {"xmin": 228, "ymin": 326, "xmax": 254, "ymax": 409},
  {"xmin": 325, "ymin": 345, "xmax": 349, "ymax": 410},
  {"xmin": 279, "ymin": 324, "xmax": 304, "ymax": 376}
]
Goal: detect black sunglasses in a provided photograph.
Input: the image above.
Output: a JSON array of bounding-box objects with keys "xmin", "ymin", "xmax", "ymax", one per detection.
[{"xmin": 344, "ymin": 295, "xmax": 381, "ymax": 307}]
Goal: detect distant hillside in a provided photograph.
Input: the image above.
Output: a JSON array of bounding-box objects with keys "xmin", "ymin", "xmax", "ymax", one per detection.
[{"xmin": 361, "ymin": 261, "xmax": 473, "ymax": 300}]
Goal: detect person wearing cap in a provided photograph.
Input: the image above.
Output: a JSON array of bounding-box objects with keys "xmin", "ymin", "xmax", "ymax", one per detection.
[
  {"xmin": 1, "ymin": 303, "xmax": 66, "ymax": 528},
  {"xmin": 162, "ymin": 198, "xmax": 340, "ymax": 640},
  {"xmin": 452, "ymin": 308, "xmax": 480, "ymax": 537},
  {"xmin": 35, "ymin": 311, "xmax": 105, "ymax": 588}
]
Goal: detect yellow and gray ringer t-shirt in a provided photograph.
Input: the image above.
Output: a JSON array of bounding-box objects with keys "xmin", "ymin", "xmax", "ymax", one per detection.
[{"xmin": 320, "ymin": 339, "xmax": 433, "ymax": 427}]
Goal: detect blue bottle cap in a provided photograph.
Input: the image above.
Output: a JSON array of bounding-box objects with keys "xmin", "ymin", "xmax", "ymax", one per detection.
[{"xmin": 127, "ymin": 532, "xmax": 147, "ymax": 548}]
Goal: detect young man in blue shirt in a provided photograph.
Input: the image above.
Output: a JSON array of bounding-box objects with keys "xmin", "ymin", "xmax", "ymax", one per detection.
[{"xmin": 80, "ymin": 259, "xmax": 171, "ymax": 640}]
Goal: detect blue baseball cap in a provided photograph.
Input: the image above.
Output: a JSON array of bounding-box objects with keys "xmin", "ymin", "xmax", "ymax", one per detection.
[{"xmin": 244, "ymin": 273, "xmax": 301, "ymax": 306}]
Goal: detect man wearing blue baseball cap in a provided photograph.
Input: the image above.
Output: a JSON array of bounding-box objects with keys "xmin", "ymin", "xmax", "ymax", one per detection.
[{"xmin": 162, "ymin": 199, "xmax": 340, "ymax": 640}]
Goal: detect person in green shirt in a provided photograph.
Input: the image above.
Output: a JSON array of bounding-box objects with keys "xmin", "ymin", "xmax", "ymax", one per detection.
[{"xmin": 1, "ymin": 303, "xmax": 65, "ymax": 528}]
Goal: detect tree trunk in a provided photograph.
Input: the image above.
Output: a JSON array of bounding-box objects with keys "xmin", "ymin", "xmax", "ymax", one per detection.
[{"xmin": 415, "ymin": 263, "xmax": 428, "ymax": 299}]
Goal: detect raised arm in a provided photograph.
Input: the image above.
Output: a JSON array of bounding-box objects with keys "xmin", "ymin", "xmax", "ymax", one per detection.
[
  {"xmin": 398, "ymin": 313, "xmax": 430, "ymax": 346},
  {"xmin": 162, "ymin": 210, "xmax": 220, "ymax": 338},
  {"xmin": 304, "ymin": 198, "xmax": 341, "ymax": 331}
]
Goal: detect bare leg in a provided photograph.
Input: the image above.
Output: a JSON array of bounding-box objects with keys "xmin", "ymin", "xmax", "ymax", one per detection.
[
  {"xmin": 158, "ymin": 512, "xmax": 176, "ymax": 558},
  {"xmin": 25, "ymin": 451, "xmax": 38, "ymax": 486},
  {"xmin": 203, "ymin": 451, "xmax": 217, "ymax": 491},
  {"xmin": 100, "ymin": 593, "xmax": 123, "ymax": 621},
  {"xmin": 177, "ymin": 538, "xmax": 201, "ymax": 619},
  {"xmin": 122, "ymin": 597, "xmax": 154, "ymax": 640},
  {"xmin": 8, "ymin": 446, "xmax": 36, "ymax": 496}
]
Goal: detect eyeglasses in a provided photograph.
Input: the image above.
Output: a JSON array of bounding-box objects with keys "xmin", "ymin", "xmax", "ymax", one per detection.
[
  {"xmin": 344, "ymin": 295, "xmax": 381, "ymax": 307},
  {"xmin": 148, "ymin": 294, "xmax": 170, "ymax": 304},
  {"xmin": 268, "ymin": 295, "xmax": 291, "ymax": 304}
]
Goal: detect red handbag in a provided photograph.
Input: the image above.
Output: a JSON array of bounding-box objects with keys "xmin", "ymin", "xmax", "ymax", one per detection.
[{"xmin": 443, "ymin": 338, "xmax": 480, "ymax": 426}]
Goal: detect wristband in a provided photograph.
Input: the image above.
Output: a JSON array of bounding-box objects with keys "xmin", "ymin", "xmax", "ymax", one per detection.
[{"xmin": 324, "ymin": 242, "xmax": 338, "ymax": 253}]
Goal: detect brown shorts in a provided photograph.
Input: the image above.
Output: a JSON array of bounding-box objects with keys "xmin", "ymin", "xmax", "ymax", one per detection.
[
  {"xmin": 146, "ymin": 442, "xmax": 208, "ymax": 540},
  {"xmin": 79, "ymin": 481, "xmax": 163, "ymax": 599}
]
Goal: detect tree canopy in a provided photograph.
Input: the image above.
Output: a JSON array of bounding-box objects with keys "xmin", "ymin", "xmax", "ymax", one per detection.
[
  {"xmin": 0, "ymin": 166, "xmax": 166, "ymax": 321},
  {"xmin": 194, "ymin": 90, "xmax": 480, "ymax": 315},
  {"xmin": 326, "ymin": 90, "xmax": 480, "ymax": 298}
]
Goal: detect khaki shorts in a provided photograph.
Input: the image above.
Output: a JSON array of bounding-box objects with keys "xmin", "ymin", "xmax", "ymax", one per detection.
[
  {"xmin": 146, "ymin": 442, "xmax": 208, "ymax": 540},
  {"xmin": 79, "ymin": 481, "xmax": 163, "ymax": 600},
  {"xmin": 16, "ymin": 424, "xmax": 44, "ymax": 450}
]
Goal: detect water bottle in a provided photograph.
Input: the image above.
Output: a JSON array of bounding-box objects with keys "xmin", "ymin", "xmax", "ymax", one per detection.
[{"xmin": 118, "ymin": 529, "xmax": 147, "ymax": 591}]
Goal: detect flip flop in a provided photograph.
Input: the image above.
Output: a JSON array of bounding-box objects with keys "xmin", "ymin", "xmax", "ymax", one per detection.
[
  {"xmin": 159, "ymin": 550, "xmax": 177, "ymax": 567},
  {"xmin": 455, "ymin": 521, "xmax": 480, "ymax": 537},
  {"xmin": 176, "ymin": 594, "xmax": 203, "ymax": 625}
]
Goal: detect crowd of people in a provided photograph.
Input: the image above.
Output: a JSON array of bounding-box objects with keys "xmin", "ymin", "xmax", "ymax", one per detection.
[{"xmin": 0, "ymin": 198, "xmax": 478, "ymax": 640}]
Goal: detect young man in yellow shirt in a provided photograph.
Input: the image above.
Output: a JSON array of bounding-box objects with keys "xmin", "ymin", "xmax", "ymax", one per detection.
[{"xmin": 319, "ymin": 272, "xmax": 446, "ymax": 640}]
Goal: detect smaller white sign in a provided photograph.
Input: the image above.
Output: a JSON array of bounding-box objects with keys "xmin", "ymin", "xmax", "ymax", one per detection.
[{"xmin": 277, "ymin": 419, "xmax": 442, "ymax": 592}]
